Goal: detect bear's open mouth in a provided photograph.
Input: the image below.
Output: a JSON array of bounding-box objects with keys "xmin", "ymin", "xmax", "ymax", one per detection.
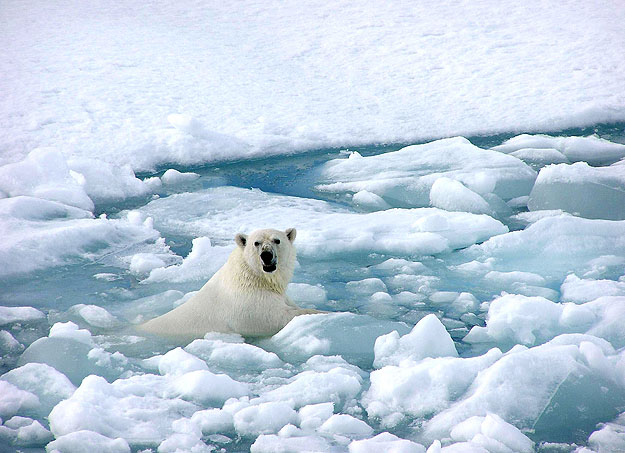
[{"xmin": 262, "ymin": 264, "xmax": 277, "ymax": 273}]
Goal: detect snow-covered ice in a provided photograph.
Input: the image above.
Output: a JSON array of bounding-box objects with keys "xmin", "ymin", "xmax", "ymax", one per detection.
[
  {"xmin": 528, "ymin": 162, "xmax": 625, "ymax": 220},
  {"xmin": 134, "ymin": 186, "xmax": 508, "ymax": 259},
  {"xmin": 3, "ymin": 0, "xmax": 625, "ymax": 170},
  {"xmin": 6, "ymin": 135, "xmax": 625, "ymax": 452},
  {"xmin": 316, "ymin": 137, "xmax": 536, "ymax": 210},
  {"xmin": 2, "ymin": 0, "xmax": 625, "ymax": 451},
  {"xmin": 494, "ymin": 134, "xmax": 625, "ymax": 166}
]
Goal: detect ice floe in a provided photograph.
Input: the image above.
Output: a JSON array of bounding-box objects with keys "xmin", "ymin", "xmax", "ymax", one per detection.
[
  {"xmin": 316, "ymin": 137, "xmax": 536, "ymax": 210},
  {"xmin": 494, "ymin": 134, "xmax": 625, "ymax": 166},
  {"xmin": 134, "ymin": 186, "xmax": 508, "ymax": 260},
  {"xmin": 528, "ymin": 161, "xmax": 625, "ymax": 220}
]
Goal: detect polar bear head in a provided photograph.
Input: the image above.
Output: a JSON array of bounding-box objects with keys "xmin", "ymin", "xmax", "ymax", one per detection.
[{"xmin": 235, "ymin": 228, "xmax": 297, "ymax": 281}]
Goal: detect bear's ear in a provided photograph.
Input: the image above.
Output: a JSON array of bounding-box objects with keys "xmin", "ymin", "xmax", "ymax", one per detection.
[
  {"xmin": 235, "ymin": 233, "xmax": 247, "ymax": 248},
  {"xmin": 285, "ymin": 228, "xmax": 296, "ymax": 243}
]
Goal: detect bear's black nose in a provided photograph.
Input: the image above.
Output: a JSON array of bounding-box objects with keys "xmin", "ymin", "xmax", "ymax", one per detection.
[{"xmin": 260, "ymin": 251, "xmax": 274, "ymax": 265}]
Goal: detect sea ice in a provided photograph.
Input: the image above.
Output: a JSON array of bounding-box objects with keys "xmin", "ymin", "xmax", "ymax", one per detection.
[
  {"xmin": 0, "ymin": 330, "xmax": 22, "ymax": 354},
  {"xmin": 233, "ymin": 401, "xmax": 297, "ymax": 437},
  {"xmin": 1, "ymin": 363, "xmax": 75, "ymax": 417},
  {"xmin": 160, "ymin": 168, "xmax": 200, "ymax": 185},
  {"xmin": 298, "ymin": 402, "xmax": 334, "ymax": 431},
  {"xmin": 459, "ymin": 215, "xmax": 625, "ymax": 282},
  {"xmin": 494, "ymin": 134, "xmax": 625, "ymax": 166},
  {"xmin": 429, "ymin": 178, "xmax": 492, "ymax": 215},
  {"xmin": 134, "ymin": 186, "xmax": 508, "ymax": 259},
  {"xmin": 48, "ymin": 374, "xmax": 200, "ymax": 447},
  {"xmin": 259, "ymin": 312, "xmax": 410, "ymax": 367},
  {"xmin": 528, "ymin": 162, "xmax": 625, "ymax": 220},
  {"xmin": 0, "ymin": 416, "xmax": 52, "ymax": 447},
  {"xmin": 155, "ymin": 347, "xmax": 209, "ymax": 376},
  {"xmin": 259, "ymin": 360, "xmax": 363, "ymax": 411},
  {"xmin": 448, "ymin": 413, "xmax": 533, "ymax": 453},
  {"xmin": 45, "ymin": 430, "xmax": 131, "ymax": 453},
  {"xmin": 316, "ymin": 137, "xmax": 536, "ymax": 209},
  {"xmin": 317, "ymin": 414, "xmax": 373, "ymax": 439},
  {"xmin": 0, "ymin": 148, "xmax": 93, "ymax": 211},
  {"xmin": 67, "ymin": 157, "xmax": 152, "ymax": 206},
  {"xmin": 509, "ymin": 147, "xmax": 569, "ymax": 170},
  {"xmin": 349, "ymin": 432, "xmax": 426, "ymax": 453},
  {"xmin": 69, "ymin": 304, "xmax": 120, "ymax": 329},
  {"xmin": 586, "ymin": 412, "xmax": 625, "ymax": 453},
  {"xmin": 286, "ymin": 283, "xmax": 328, "ymax": 306},
  {"xmin": 250, "ymin": 433, "xmax": 331, "ymax": 453},
  {"xmin": 560, "ymin": 274, "xmax": 625, "ymax": 303},
  {"xmin": 464, "ymin": 294, "xmax": 625, "ymax": 348},
  {"xmin": 364, "ymin": 349, "xmax": 503, "ymax": 425},
  {"xmin": 373, "ymin": 314, "xmax": 458, "ymax": 368},
  {"xmin": 144, "ymin": 236, "xmax": 232, "ymax": 283},
  {"xmin": 0, "ymin": 197, "xmax": 170, "ymax": 277},
  {"xmin": 0, "ymin": 306, "xmax": 45, "ymax": 326},
  {"xmin": 189, "ymin": 408, "xmax": 234, "ymax": 435},
  {"xmin": 0, "ymin": 380, "xmax": 39, "ymax": 418},
  {"xmin": 18, "ymin": 330, "xmax": 128, "ymax": 386},
  {"xmin": 422, "ymin": 335, "xmax": 625, "ymax": 444},
  {"xmin": 185, "ymin": 335, "xmax": 283, "ymax": 373}
]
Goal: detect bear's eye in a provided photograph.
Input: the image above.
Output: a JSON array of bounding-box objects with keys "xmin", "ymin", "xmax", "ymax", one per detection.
[
  {"xmin": 254, "ymin": 241, "xmax": 260, "ymax": 247},
  {"xmin": 273, "ymin": 239, "xmax": 280, "ymax": 244}
]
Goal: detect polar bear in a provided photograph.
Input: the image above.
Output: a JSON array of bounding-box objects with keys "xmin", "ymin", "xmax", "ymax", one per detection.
[{"xmin": 139, "ymin": 228, "xmax": 320, "ymax": 340}]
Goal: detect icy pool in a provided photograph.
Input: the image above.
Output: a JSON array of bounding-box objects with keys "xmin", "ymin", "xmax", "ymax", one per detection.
[{"xmin": 2, "ymin": 125, "xmax": 625, "ymax": 453}]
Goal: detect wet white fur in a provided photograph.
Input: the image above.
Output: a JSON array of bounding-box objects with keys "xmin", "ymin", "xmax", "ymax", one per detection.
[{"xmin": 139, "ymin": 228, "xmax": 318, "ymax": 340}]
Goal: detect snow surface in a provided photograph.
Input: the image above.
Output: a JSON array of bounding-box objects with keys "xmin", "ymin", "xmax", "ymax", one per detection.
[
  {"xmin": 2, "ymin": 0, "xmax": 625, "ymax": 171},
  {"xmin": 2, "ymin": 0, "xmax": 625, "ymax": 452}
]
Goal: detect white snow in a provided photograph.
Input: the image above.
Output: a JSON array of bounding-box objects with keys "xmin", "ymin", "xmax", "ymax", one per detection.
[
  {"xmin": 49, "ymin": 322, "xmax": 94, "ymax": 346},
  {"xmin": 364, "ymin": 349, "xmax": 503, "ymax": 426},
  {"xmin": 509, "ymin": 148, "xmax": 569, "ymax": 169},
  {"xmin": 3, "ymin": 1, "xmax": 625, "ymax": 171},
  {"xmin": 185, "ymin": 335, "xmax": 283, "ymax": 372},
  {"xmin": 0, "ymin": 148, "xmax": 94, "ymax": 212},
  {"xmin": 462, "ymin": 294, "xmax": 625, "ymax": 347},
  {"xmin": 260, "ymin": 360, "xmax": 363, "ymax": 410}
]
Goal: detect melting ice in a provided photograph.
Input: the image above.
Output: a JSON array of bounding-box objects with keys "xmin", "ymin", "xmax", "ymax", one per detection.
[{"xmin": 2, "ymin": 128, "xmax": 625, "ymax": 453}]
